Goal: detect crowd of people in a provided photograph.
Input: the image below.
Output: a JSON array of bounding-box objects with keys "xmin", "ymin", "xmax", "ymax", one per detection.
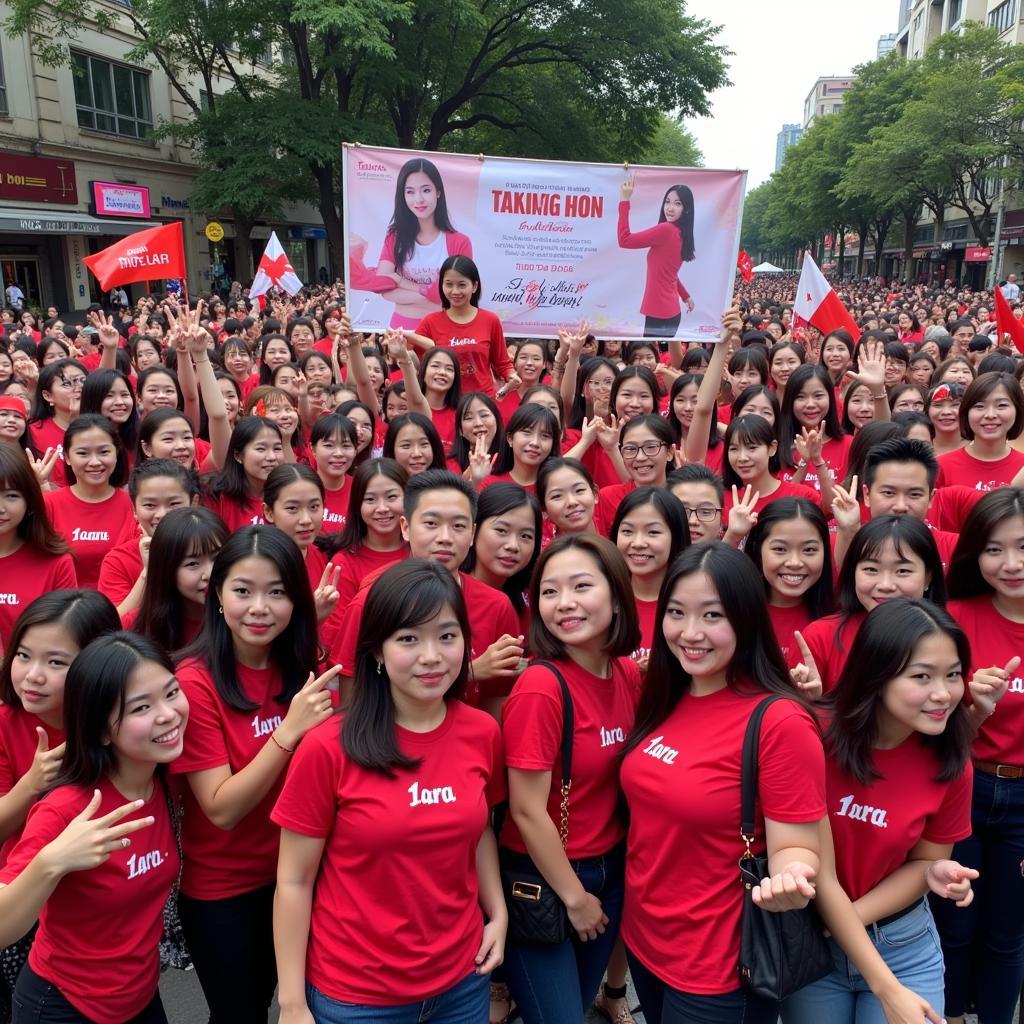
[{"xmin": 0, "ymin": 256, "xmax": 1022, "ymax": 1024}]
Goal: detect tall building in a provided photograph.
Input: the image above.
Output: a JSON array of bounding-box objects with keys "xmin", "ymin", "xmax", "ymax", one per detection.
[
  {"xmin": 802, "ymin": 77, "xmax": 855, "ymax": 129},
  {"xmin": 775, "ymin": 124, "xmax": 803, "ymax": 172},
  {"xmin": 877, "ymin": 32, "xmax": 898, "ymax": 56},
  {"xmin": 896, "ymin": 0, "xmax": 988, "ymax": 57}
]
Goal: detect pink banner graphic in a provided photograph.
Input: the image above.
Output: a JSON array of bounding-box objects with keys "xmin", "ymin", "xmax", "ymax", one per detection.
[{"xmin": 343, "ymin": 144, "xmax": 746, "ymax": 341}]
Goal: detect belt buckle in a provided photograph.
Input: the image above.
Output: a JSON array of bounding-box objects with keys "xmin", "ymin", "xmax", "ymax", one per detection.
[{"xmin": 996, "ymin": 764, "xmax": 1018, "ymax": 779}]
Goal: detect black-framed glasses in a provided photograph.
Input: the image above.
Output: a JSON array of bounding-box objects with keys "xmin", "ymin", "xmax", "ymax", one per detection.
[
  {"xmin": 620, "ymin": 441, "xmax": 667, "ymax": 460},
  {"xmin": 682, "ymin": 504, "xmax": 722, "ymax": 523}
]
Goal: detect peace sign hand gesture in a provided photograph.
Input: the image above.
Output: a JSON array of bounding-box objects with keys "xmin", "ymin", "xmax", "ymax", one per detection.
[
  {"xmin": 789, "ymin": 630, "xmax": 823, "ymax": 701},
  {"xmin": 314, "ymin": 563, "xmax": 342, "ymax": 623},
  {"xmin": 726, "ymin": 484, "xmax": 759, "ymax": 540},
  {"xmin": 830, "ymin": 475, "xmax": 862, "ymax": 534},
  {"xmin": 87, "ymin": 309, "xmax": 120, "ymax": 351},
  {"xmin": 468, "ymin": 433, "xmax": 496, "ymax": 486}
]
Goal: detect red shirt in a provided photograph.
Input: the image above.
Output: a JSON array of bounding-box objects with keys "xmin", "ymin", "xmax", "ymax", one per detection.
[
  {"xmin": 935, "ymin": 447, "xmax": 1024, "ymax": 492},
  {"xmin": 44, "ymin": 487, "xmax": 134, "ymax": 589},
  {"xmin": 98, "ymin": 537, "xmax": 144, "ymax": 606},
  {"xmin": 320, "ymin": 476, "xmax": 352, "ymax": 534},
  {"xmin": 801, "ymin": 612, "xmax": 866, "ymax": 693},
  {"xmin": 28, "ymin": 419, "xmax": 67, "ymax": 488},
  {"xmin": 0, "ymin": 544, "xmax": 77, "ymax": 649},
  {"xmin": 500, "ymin": 657, "xmax": 641, "ymax": 858},
  {"xmin": 170, "ymin": 658, "xmax": 290, "ymax": 898},
  {"xmin": 781, "ymin": 435, "xmax": 853, "ymax": 494},
  {"xmin": 766, "ymin": 602, "xmax": 812, "ymax": 670},
  {"xmin": 0, "ymin": 777, "xmax": 176, "ymax": 1024},
  {"xmin": 929, "ymin": 485, "xmax": 984, "ymax": 533},
  {"xmin": 580, "ymin": 444, "xmax": 623, "ymax": 490},
  {"xmin": 329, "ymin": 571, "xmax": 520, "ymax": 705},
  {"xmin": 723, "ymin": 478, "xmax": 821, "ymax": 523},
  {"xmin": 948, "ymin": 596, "xmax": 1024, "ymax": 763},
  {"xmin": 415, "ymin": 309, "xmax": 513, "ymax": 398},
  {"xmin": 620, "ymin": 689, "xmax": 826, "ymax": 994},
  {"xmin": 201, "ymin": 491, "xmax": 265, "ymax": 533},
  {"xmin": 594, "ymin": 480, "xmax": 637, "ymax": 538},
  {"xmin": 496, "ymin": 390, "xmax": 522, "ymax": 425},
  {"xmin": 616, "ymin": 202, "xmax": 690, "ymax": 320},
  {"xmin": 633, "ymin": 596, "xmax": 658, "ymax": 665},
  {"xmin": 272, "ymin": 703, "xmax": 504, "ymax": 1005},
  {"xmin": 826, "ymin": 736, "xmax": 972, "ymax": 902},
  {"xmin": 321, "ymin": 545, "xmax": 409, "ymax": 650},
  {"xmin": 429, "ymin": 405, "xmax": 457, "ymax": 448}
]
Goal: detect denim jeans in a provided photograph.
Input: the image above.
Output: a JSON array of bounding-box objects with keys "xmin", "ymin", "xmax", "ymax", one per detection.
[
  {"xmin": 781, "ymin": 900, "xmax": 944, "ymax": 1024},
  {"xmin": 12, "ymin": 964, "xmax": 167, "ymax": 1023},
  {"xmin": 306, "ymin": 970, "xmax": 489, "ymax": 1023},
  {"xmin": 931, "ymin": 769, "xmax": 1024, "ymax": 1023},
  {"xmin": 501, "ymin": 844, "xmax": 624, "ymax": 1024},
  {"xmin": 625, "ymin": 949, "xmax": 777, "ymax": 1024}
]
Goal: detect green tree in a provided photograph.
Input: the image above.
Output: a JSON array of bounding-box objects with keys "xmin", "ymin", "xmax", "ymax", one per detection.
[{"xmin": 638, "ymin": 115, "xmax": 703, "ymax": 168}]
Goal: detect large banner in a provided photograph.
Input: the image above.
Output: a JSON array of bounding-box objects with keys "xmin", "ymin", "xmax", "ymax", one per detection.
[{"xmin": 343, "ymin": 144, "xmax": 746, "ymax": 342}]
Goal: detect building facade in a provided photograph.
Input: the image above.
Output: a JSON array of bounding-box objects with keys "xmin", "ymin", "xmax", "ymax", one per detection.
[
  {"xmin": 774, "ymin": 124, "xmax": 803, "ymax": 172},
  {"xmin": 802, "ymin": 77, "xmax": 855, "ymax": 129},
  {"xmin": 877, "ymin": 32, "xmax": 898, "ymax": 56},
  {"xmin": 0, "ymin": 7, "xmax": 329, "ymax": 313}
]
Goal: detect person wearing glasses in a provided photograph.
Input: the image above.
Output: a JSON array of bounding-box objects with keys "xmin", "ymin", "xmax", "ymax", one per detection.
[
  {"xmin": 666, "ymin": 463, "xmax": 764, "ymax": 549},
  {"xmin": 593, "ymin": 414, "xmax": 676, "ymax": 536},
  {"xmin": 29, "ymin": 359, "xmax": 88, "ymax": 489}
]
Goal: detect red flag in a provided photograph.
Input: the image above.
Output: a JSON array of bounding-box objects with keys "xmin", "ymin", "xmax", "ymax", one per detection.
[
  {"xmin": 994, "ymin": 284, "xmax": 1024, "ymax": 354},
  {"xmin": 82, "ymin": 221, "xmax": 186, "ymax": 291},
  {"xmin": 793, "ymin": 252, "xmax": 860, "ymax": 342},
  {"xmin": 737, "ymin": 250, "xmax": 754, "ymax": 284}
]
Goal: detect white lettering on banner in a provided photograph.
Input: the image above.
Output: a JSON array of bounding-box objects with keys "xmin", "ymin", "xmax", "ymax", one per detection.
[
  {"xmin": 599, "ymin": 725, "xmax": 625, "ymax": 749},
  {"xmin": 126, "ymin": 849, "xmax": 166, "ymax": 879},
  {"xmin": 71, "ymin": 528, "xmax": 108, "ymax": 542},
  {"xmin": 836, "ymin": 794, "xmax": 889, "ymax": 828},
  {"xmin": 0, "ymin": 595, "xmax": 18, "ymax": 605},
  {"xmin": 408, "ymin": 781, "xmax": 457, "ymax": 807},
  {"xmin": 117, "ymin": 251, "xmax": 170, "ymax": 271},
  {"xmin": 642, "ymin": 735, "xmax": 679, "ymax": 765},
  {"xmin": 252, "ymin": 713, "xmax": 283, "ymax": 738}
]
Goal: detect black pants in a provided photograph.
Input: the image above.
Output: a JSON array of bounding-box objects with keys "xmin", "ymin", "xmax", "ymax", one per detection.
[
  {"xmin": 644, "ymin": 314, "xmax": 681, "ymax": 339},
  {"xmin": 179, "ymin": 884, "xmax": 277, "ymax": 1024},
  {"xmin": 12, "ymin": 965, "xmax": 166, "ymax": 1023}
]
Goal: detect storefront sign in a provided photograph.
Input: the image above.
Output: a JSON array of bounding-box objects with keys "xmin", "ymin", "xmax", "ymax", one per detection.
[
  {"xmin": 161, "ymin": 195, "xmax": 190, "ymax": 209},
  {"xmin": 91, "ymin": 181, "xmax": 150, "ymax": 218},
  {"xmin": 965, "ymin": 246, "xmax": 993, "ymax": 262},
  {"xmin": 0, "ymin": 152, "xmax": 78, "ymax": 205}
]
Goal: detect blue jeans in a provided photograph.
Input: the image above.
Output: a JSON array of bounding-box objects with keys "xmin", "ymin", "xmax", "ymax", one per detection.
[
  {"xmin": 306, "ymin": 970, "xmax": 488, "ymax": 1023},
  {"xmin": 625, "ymin": 949, "xmax": 777, "ymax": 1024},
  {"xmin": 782, "ymin": 900, "xmax": 944, "ymax": 1024},
  {"xmin": 931, "ymin": 769, "xmax": 1024, "ymax": 1023},
  {"xmin": 501, "ymin": 844, "xmax": 625, "ymax": 1024}
]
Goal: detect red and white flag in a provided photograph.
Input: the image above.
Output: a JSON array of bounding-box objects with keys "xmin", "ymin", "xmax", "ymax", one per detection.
[
  {"xmin": 737, "ymin": 249, "xmax": 754, "ymax": 284},
  {"xmin": 250, "ymin": 231, "xmax": 303, "ymax": 298},
  {"xmin": 793, "ymin": 251, "xmax": 860, "ymax": 341},
  {"xmin": 83, "ymin": 221, "xmax": 186, "ymax": 290},
  {"xmin": 994, "ymin": 283, "xmax": 1024, "ymax": 354}
]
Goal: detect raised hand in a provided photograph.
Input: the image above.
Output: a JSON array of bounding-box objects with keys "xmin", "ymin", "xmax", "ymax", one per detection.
[
  {"xmin": 314, "ymin": 563, "xmax": 342, "ymax": 623},
  {"xmin": 468, "ymin": 433, "xmax": 497, "ymax": 486},
  {"xmin": 830, "ymin": 476, "xmax": 862, "ymax": 534},
  {"xmin": 725, "ymin": 484, "xmax": 760, "ymax": 540},
  {"xmin": 594, "ymin": 413, "xmax": 620, "ymax": 452},
  {"xmin": 276, "ymin": 666, "xmax": 343, "ymax": 748},
  {"xmin": 790, "ymin": 630, "xmax": 823, "ymax": 701},
  {"xmin": 969, "ymin": 656, "xmax": 1020, "ymax": 720},
  {"xmin": 87, "ymin": 310, "xmax": 120, "ymax": 352},
  {"xmin": 23, "ymin": 728, "xmax": 65, "ymax": 796},
  {"xmin": 846, "ymin": 339, "xmax": 886, "ymax": 391},
  {"xmin": 620, "ymin": 174, "xmax": 636, "ymax": 201},
  {"xmin": 27, "ymin": 447, "xmax": 58, "ymax": 487},
  {"xmin": 795, "ymin": 422, "xmax": 824, "ymax": 466}
]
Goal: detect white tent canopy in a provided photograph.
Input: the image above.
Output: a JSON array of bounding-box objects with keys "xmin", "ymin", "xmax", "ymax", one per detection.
[{"xmin": 752, "ymin": 262, "xmax": 785, "ymax": 273}]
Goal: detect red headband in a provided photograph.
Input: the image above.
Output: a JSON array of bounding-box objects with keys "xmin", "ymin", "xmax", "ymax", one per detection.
[
  {"xmin": 0, "ymin": 395, "xmax": 27, "ymax": 419},
  {"xmin": 930, "ymin": 384, "xmax": 952, "ymax": 403}
]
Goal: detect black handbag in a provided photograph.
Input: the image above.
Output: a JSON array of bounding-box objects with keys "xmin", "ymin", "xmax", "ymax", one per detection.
[
  {"xmin": 737, "ymin": 695, "xmax": 832, "ymax": 1001},
  {"xmin": 500, "ymin": 661, "xmax": 574, "ymax": 946}
]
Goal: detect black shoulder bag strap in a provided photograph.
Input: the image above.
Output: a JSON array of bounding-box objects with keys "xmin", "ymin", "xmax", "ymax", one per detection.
[
  {"xmin": 531, "ymin": 659, "xmax": 575, "ymax": 847},
  {"xmin": 740, "ymin": 694, "xmax": 787, "ymax": 856}
]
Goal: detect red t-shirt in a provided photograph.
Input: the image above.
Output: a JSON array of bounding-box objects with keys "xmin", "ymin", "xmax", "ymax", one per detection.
[
  {"xmin": 633, "ymin": 596, "xmax": 658, "ymax": 665},
  {"xmin": 500, "ymin": 657, "xmax": 641, "ymax": 858},
  {"xmin": 480, "ymin": 472, "xmax": 537, "ymax": 496},
  {"xmin": 320, "ymin": 476, "xmax": 353, "ymax": 535},
  {"xmin": 429, "ymin": 405, "xmax": 457, "ymax": 448},
  {"xmin": 0, "ymin": 777, "xmax": 176, "ymax": 1024},
  {"xmin": 766, "ymin": 602, "xmax": 812, "ymax": 670},
  {"xmin": 781, "ymin": 435, "xmax": 853, "ymax": 494},
  {"xmin": 580, "ymin": 444, "xmax": 623, "ymax": 490},
  {"xmin": 594, "ymin": 480, "xmax": 637, "ymax": 538},
  {"xmin": 44, "ymin": 487, "xmax": 134, "ymax": 589},
  {"xmin": 800, "ymin": 612, "xmax": 866, "ymax": 693},
  {"xmin": 321, "ymin": 544, "xmax": 409, "ymax": 650},
  {"xmin": 329, "ymin": 571, "xmax": 520, "ymax": 705},
  {"xmin": 948, "ymin": 596, "xmax": 1024, "ymax": 763},
  {"xmin": 98, "ymin": 538, "xmax": 144, "ymax": 606},
  {"xmin": 496, "ymin": 390, "xmax": 522, "ymax": 426},
  {"xmin": 620, "ymin": 689, "xmax": 826, "ymax": 994},
  {"xmin": 170, "ymin": 658, "xmax": 290, "ymax": 899},
  {"xmin": 616, "ymin": 202, "xmax": 690, "ymax": 320},
  {"xmin": 0, "ymin": 704, "xmax": 65, "ymax": 866},
  {"xmin": 201, "ymin": 491, "xmax": 265, "ymax": 533},
  {"xmin": 826, "ymin": 736, "xmax": 972, "ymax": 902},
  {"xmin": 415, "ymin": 309, "xmax": 513, "ymax": 398},
  {"xmin": 271, "ymin": 703, "xmax": 504, "ymax": 1005},
  {"xmin": 28, "ymin": 419, "xmax": 67, "ymax": 488},
  {"xmin": 928, "ymin": 485, "xmax": 984, "ymax": 533},
  {"xmin": 935, "ymin": 447, "xmax": 1024, "ymax": 492},
  {"xmin": 723, "ymin": 479, "xmax": 821, "ymax": 523},
  {"xmin": 0, "ymin": 545, "xmax": 77, "ymax": 649}
]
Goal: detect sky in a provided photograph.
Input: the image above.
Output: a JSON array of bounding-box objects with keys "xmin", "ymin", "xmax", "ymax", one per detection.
[{"xmin": 682, "ymin": 0, "xmax": 900, "ymax": 188}]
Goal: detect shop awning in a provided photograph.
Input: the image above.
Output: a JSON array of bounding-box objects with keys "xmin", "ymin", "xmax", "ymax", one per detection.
[{"xmin": 0, "ymin": 208, "xmax": 160, "ymax": 236}]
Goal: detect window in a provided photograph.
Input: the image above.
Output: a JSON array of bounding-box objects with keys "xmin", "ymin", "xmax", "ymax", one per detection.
[
  {"xmin": 989, "ymin": 0, "xmax": 1018, "ymax": 33},
  {"xmin": 72, "ymin": 52, "xmax": 152, "ymax": 139},
  {"xmin": 948, "ymin": 0, "xmax": 964, "ymax": 27},
  {"xmin": 943, "ymin": 222, "xmax": 969, "ymax": 241},
  {"xmin": 0, "ymin": 45, "xmax": 7, "ymax": 115}
]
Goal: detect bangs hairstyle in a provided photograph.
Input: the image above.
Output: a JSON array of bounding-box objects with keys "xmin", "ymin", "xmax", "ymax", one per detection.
[
  {"xmin": 62, "ymin": 414, "xmax": 128, "ymax": 488},
  {"xmin": 80, "ymin": 368, "xmax": 139, "ymax": 453},
  {"xmin": 53, "ymin": 631, "xmax": 175, "ymax": 790},
  {"xmin": 610, "ymin": 366, "xmax": 659, "ymax": 414},
  {"xmin": 0, "ymin": 444, "xmax": 67, "ymax": 556},
  {"xmin": 520, "ymin": 384, "xmax": 567, "ymax": 439},
  {"xmin": 418, "ymin": 348, "xmax": 461, "ymax": 410},
  {"xmin": 263, "ymin": 462, "xmax": 324, "ymax": 511},
  {"xmin": 667, "ymin": 372, "xmax": 702, "ymax": 443},
  {"xmin": 245, "ymin": 385, "xmax": 296, "ymax": 416},
  {"xmin": 310, "ymin": 411, "xmax": 359, "ymax": 459},
  {"xmin": 727, "ymin": 346, "xmax": 769, "ymax": 385},
  {"xmin": 492, "ymin": 404, "xmax": 559, "ymax": 476},
  {"xmin": 449, "ymin": 393, "xmax": 504, "ymax": 470},
  {"xmin": 136, "ymin": 408, "xmax": 195, "ymax": 467},
  {"xmin": 731, "ymin": 385, "xmax": 780, "ymax": 427},
  {"xmin": 723, "ymin": 413, "xmax": 780, "ymax": 490},
  {"xmin": 610, "ymin": 485, "xmax": 690, "ymax": 567},
  {"xmin": 134, "ymin": 507, "xmax": 228, "ymax": 655},
  {"xmin": 948, "ymin": 487, "xmax": 1024, "ymax": 600},
  {"xmin": 569, "ymin": 356, "xmax": 619, "ymax": 429},
  {"xmin": 536, "ymin": 456, "xmax": 596, "ymax": 505},
  {"xmin": 658, "ymin": 184, "xmax": 695, "ymax": 262},
  {"xmin": 389, "ymin": 159, "xmax": 456, "ymax": 275},
  {"xmin": 128, "ymin": 457, "xmax": 200, "ymax": 503},
  {"xmin": 827, "ymin": 599, "xmax": 971, "ymax": 784},
  {"xmin": 778, "ymin": 363, "xmax": 844, "ymax": 468},
  {"xmin": 959, "ymin": 372, "xmax": 1024, "ymax": 441},
  {"xmin": 321, "ymin": 457, "xmax": 408, "ymax": 556},
  {"xmin": 438, "ymin": 255, "xmax": 481, "ymax": 309},
  {"xmin": 461, "ymin": 482, "xmax": 541, "ymax": 614},
  {"xmin": 180, "ymin": 525, "xmax": 318, "ymax": 710},
  {"xmin": 746, "ymin": 498, "xmax": 836, "ymax": 621},
  {"xmin": 203, "ymin": 417, "xmax": 282, "ymax": 504},
  {"xmin": 528, "ymin": 534, "xmax": 640, "ymax": 661},
  {"xmin": 136, "ymin": 365, "xmax": 184, "ymax": 410},
  {"xmin": 343, "ymin": 559, "xmax": 470, "ymax": 776},
  {"xmin": 838, "ymin": 515, "xmax": 947, "ymax": 618},
  {"xmin": 0, "ymin": 589, "xmax": 120, "ymax": 706},
  {"xmin": 383, "ymin": 412, "xmax": 447, "ymax": 471},
  {"xmin": 31, "ymin": 359, "xmax": 88, "ymax": 423},
  {"xmin": 623, "ymin": 542, "xmax": 808, "ymax": 759}
]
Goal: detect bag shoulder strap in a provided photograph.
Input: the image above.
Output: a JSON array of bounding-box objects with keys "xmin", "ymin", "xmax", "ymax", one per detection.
[
  {"xmin": 530, "ymin": 659, "xmax": 575, "ymax": 787},
  {"xmin": 739, "ymin": 694, "xmax": 789, "ymax": 846}
]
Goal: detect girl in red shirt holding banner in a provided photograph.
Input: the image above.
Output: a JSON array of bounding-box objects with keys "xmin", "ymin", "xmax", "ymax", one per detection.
[
  {"xmin": 500, "ymin": 535, "xmax": 641, "ymax": 1023},
  {"xmin": 616, "ymin": 175, "xmax": 695, "ymax": 339},
  {"xmin": 273, "ymin": 559, "xmax": 506, "ymax": 1023},
  {"xmin": 0, "ymin": 631, "xmax": 188, "ymax": 1024},
  {"xmin": 933, "ymin": 488, "xmax": 1024, "ymax": 1024},
  {"xmin": 171, "ymin": 526, "xmax": 341, "ymax": 1024}
]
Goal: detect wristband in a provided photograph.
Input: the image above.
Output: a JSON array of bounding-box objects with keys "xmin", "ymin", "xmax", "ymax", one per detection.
[
  {"xmin": 871, "ymin": 392, "xmax": 886, "ymax": 400},
  {"xmin": 270, "ymin": 731, "xmax": 294, "ymax": 754}
]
